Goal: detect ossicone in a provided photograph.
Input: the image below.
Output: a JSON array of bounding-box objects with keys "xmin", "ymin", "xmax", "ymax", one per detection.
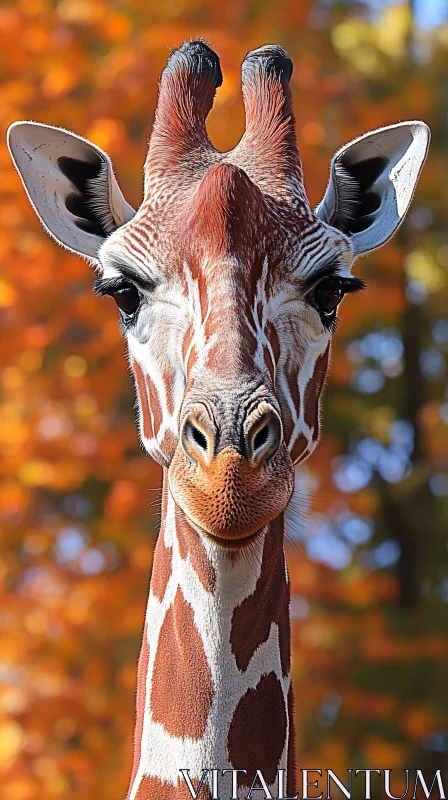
[
  {"xmin": 144, "ymin": 40, "xmax": 305, "ymax": 207},
  {"xmin": 163, "ymin": 39, "xmax": 223, "ymax": 89},
  {"xmin": 145, "ymin": 40, "xmax": 222, "ymax": 182},
  {"xmin": 241, "ymin": 44, "xmax": 293, "ymax": 84}
]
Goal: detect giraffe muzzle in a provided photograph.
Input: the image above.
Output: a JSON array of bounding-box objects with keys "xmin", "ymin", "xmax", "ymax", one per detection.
[{"xmin": 170, "ymin": 400, "xmax": 294, "ymax": 544}]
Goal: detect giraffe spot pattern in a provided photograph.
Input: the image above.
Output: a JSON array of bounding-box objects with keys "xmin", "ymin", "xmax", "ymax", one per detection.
[
  {"xmin": 227, "ymin": 672, "xmax": 287, "ymax": 788},
  {"xmin": 285, "ymin": 354, "xmax": 301, "ymax": 421},
  {"xmin": 263, "ymin": 344, "xmax": 275, "ymax": 381},
  {"xmin": 151, "ymin": 531, "xmax": 172, "ymax": 601},
  {"xmin": 135, "ymin": 774, "xmax": 211, "ymax": 800},
  {"xmin": 132, "ymin": 359, "xmax": 154, "ymax": 441},
  {"xmin": 266, "ymin": 320, "xmax": 281, "ymax": 364},
  {"xmin": 176, "ymin": 512, "xmax": 216, "ymax": 594},
  {"xmin": 159, "ymin": 429, "xmax": 178, "ymax": 462},
  {"xmin": 145, "ymin": 371, "xmax": 163, "ymax": 435},
  {"xmin": 230, "ymin": 515, "xmax": 290, "ymax": 676},
  {"xmin": 291, "ymin": 432, "xmax": 308, "ymax": 464},
  {"xmin": 164, "ymin": 366, "xmax": 177, "ymax": 417},
  {"xmin": 303, "ymin": 345, "xmax": 330, "ymax": 441},
  {"xmin": 151, "ymin": 496, "xmax": 172, "ymax": 602},
  {"xmin": 287, "ymin": 685, "xmax": 297, "ymax": 798},
  {"xmin": 150, "ymin": 587, "xmax": 214, "ymax": 739},
  {"xmin": 181, "ymin": 326, "xmax": 198, "ymax": 375},
  {"xmin": 131, "ymin": 359, "xmax": 165, "ymax": 443},
  {"xmin": 127, "ymin": 623, "xmax": 149, "ymax": 797}
]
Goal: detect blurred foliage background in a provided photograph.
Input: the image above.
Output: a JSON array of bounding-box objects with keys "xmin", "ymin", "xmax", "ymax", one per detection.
[{"xmin": 0, "ymin": 0, "xmax": 447, "ymax": 798}]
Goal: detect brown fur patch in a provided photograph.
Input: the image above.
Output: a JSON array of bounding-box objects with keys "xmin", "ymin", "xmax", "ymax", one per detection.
[
  {"xmin": 182, "ymin": 327, "xmax": 194, "ymax": 366},
  {"xmin": 132, "ymin": 359, "xmax": 154, "ymax": 440},
  {"xmin": 186, "ymin": 163, "xmax": 267, "ymax": 262},
  {"xmin": 198, "ymin": 272, "xmax": 209, "ymax": 323},
  {"xmin": 230, "ymin": 515, "xmax": 290, "ymax": 676},
  {"xmin": 135, "ymin": 774, "xmax": 211, "ymax": 800},
  {"xmin": 151, "ymin": 490, "xmax": 172, "ymax": 602},
  {"xmin": 287, "ymin": 685, "xmax": 297, "ymax": 798},
  {"xmin": 291, "ymin": 432, "xmax": 308, "ymax": 464},
  {"xmin": 227, "ymin": 672, "xmax": 287, "ymax": 787},
  {"xmin": 303, "ymin": 345, "xmax": 330, "ymax": 439},
  {"xmin": 127, "ymin": 623, "xmax": 149, "ymax": 798},
  {"xmin": 186, "ymin": 344, "xmax": 198, "ymax": 375},
  {"xmin": 182, "ymin": 324, "xmax": 198, "ymax": 378},
  {"xmin": 146, "ymin": 372, "xmax": 163, "ymax": 436},
  {"xmin": 263, "ymin": 344, "xmax": 275, "ymax": 381},
  {"xmin": 176, "ymin": 512, "xmax": 216, "ymax": 593},
  {"xmin": 150, "ymin": 587, "xmax": 214, "ymax": 739},
  {"xmin": 159, "ymin": 429, "xmax": 178, "ymax": 461},
  {"xmin": 279, "ymin": 588, "xmax": 291, "ymax": 677},
  {"xmin": 266, "ymin": 320, "xmax": 281, "ymax": 365},
  {"xmin": 164, "ymin": 369, "xmax": 176, "ymax": 418},
  {"xmin": 286, "ymin": 356, "xmax": 301, "ymax": 421}
]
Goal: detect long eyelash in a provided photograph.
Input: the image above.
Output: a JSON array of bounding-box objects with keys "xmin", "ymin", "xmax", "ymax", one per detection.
[
  {"xmin": 92, "ymin": 277, "xmax": 129, "ymax": 296},
  {"xmin": 93, "ymin": 268, "xmax": 156, "ymax": 296},
  {"xmin": 311, "ymin": 272, "xmax": 366, "ymax": 295},
  {"xmin": 304, "ymin": 262, "xmax": 366, "ymax": 295},
  {"xmin": 337, "ymin": 276, "xmax": 366, "ymax": 294}
]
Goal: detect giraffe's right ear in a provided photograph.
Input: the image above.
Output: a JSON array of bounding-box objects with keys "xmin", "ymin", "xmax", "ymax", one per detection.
[
  {"xmin": 316, "ymin": 121, "xmax": 430, "ymax": 255},
  {"xmin": 7, "ymin": 121, "xmax": 135, "ymax": 260}
]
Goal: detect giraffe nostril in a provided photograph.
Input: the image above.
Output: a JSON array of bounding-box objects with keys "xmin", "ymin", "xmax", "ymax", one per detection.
[
  {"xmin": 253, "ymin": 423, "xmax": 269, "ymax": 453},
  {"xmin": 181, "ymin": 408, "xmax": 215, "ymax": 464},
  {"xmin": 191, "ymin": 423, "xmax": 208, "ymax": 452},
  {"xmin": 245, "ymin": 406, "xmax": 282, "ymax": 465}
]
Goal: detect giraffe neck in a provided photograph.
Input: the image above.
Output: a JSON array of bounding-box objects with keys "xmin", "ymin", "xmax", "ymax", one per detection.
[{"xmin": 127, "ymin": 470, "xmax": 295, "ymax": 800}]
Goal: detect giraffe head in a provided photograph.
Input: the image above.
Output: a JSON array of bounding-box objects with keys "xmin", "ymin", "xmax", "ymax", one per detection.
[{"xmin": 8, "ymin": 41, "xmax": 429, "ymax": 547}]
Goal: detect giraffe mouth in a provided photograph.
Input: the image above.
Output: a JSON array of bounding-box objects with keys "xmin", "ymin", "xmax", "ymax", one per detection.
[
  {"xmin": 199, "ymin": 526, "xmax": 264, "ymax": 550},
  {"xmin": 182, "ymin": 510, "xmax": 265, "ymax": 549}
]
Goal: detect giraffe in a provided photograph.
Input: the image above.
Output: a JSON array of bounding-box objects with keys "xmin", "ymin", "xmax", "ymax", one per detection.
[{"xmin": 8, "ymin": 40, "xmax": 429, "ymax": 800}]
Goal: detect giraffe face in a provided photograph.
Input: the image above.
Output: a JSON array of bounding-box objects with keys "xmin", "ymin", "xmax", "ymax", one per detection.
[
  {"xmin": 96, "ymin": 162, "xmax": 358, "ymax": 542},
  {"xmin": 8, "ymin": 42, "xmax": 430, "ymax": 545}
]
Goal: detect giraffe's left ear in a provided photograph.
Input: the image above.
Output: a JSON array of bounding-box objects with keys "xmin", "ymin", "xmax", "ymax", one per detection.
[
  {"xmin": 7, "ymin": 121, "xmax": 135, "ymax": 260},
  {"xmin": 316, "ymin": 121, "xmax": 430, "ymax": 255}
]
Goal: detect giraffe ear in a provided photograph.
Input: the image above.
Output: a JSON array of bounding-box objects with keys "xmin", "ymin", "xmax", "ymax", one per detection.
[
  {"xmin": 316, "ymin": 121, "xmax": 430, "ymax": 255},
  {"xmin": 7, "ymin": 121, "xmax": 135, "ymax": 260}
]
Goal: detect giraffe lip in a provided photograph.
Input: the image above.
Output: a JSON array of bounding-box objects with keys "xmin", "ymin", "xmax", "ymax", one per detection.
[
  {"xmin": 182, "ymin": 510, "xmax": 263, "ymax": 548},
  {"xmin": 192, "ymin": 522, "xmax": 263, "ymax": 549}
]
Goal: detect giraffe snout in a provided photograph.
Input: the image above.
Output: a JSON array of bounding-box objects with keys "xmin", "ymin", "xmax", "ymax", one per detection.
[{"xmin": 170, "ymin": 399, "xmax": 294, "ymax": 544}]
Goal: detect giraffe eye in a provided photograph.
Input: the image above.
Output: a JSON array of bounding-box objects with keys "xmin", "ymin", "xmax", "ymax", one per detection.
[
  {"xmin": 113, "ymin": 284, "xmax": 140, "ymax": 317},
  {"xmin": 312, "ymin": 279, "xmax": 343, "ymax": 316}
]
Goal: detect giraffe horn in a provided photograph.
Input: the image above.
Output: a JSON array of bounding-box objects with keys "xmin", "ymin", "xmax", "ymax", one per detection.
[
  {"xmin": 233, "ymin": 45, "xmax": 304, "ymax": 200},
  {"xmin": 145, "ymin": 40, "xmax": 222, "ymax": 185}
]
